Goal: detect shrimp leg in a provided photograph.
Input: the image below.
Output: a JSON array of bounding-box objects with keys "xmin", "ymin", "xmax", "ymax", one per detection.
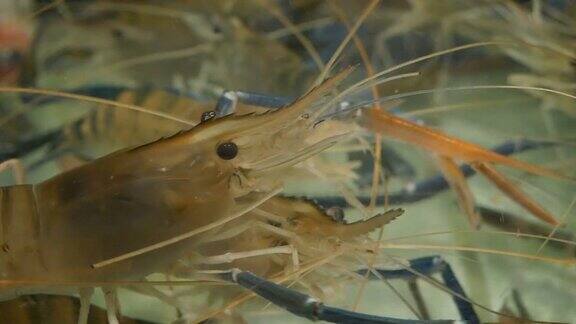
[
  {"xmin": 78, "ymin": 288, "xmax": 94, "ymax": 324},
  {"xmin": 366, "ymin": 109, "xmax": 564, "ymax": 226},
  {"xmin": 0, "ymin": 158, "xmax": 25, "ymax": 184},
  {"xmin": 366, "ymin": 111, "xmax": 564, "ymax": 179},
  {"xmin": 436, "ymin": 156, "xmax": 481, "ymax": 229},
  {"xmin": 103, "ymin": 288, "xmax": 120, "ymax": 324},
  {"xmin": 220, "ymin": 269, "xmax": 453, "ymax": 323},
  {"xmin": 357, "ymin": 256, "xmax": 479, "ymax": 323},
  {"xmin": 472, "ymin": 162, "xmax": 560, "ymax": 226},
  {"xmin": 201, "ymin": 245, "xmax": 299, "ymax": 269}
]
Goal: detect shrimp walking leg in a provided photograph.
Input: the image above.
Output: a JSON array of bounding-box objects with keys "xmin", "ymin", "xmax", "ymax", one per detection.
[
  {"xmin": 0, "ymin": 158, "xmax": 25, "ymax": 184},
  {"xmin": 221, "ymin": 268, "xmax": 453, "ymax": 323},
  {"xmin": 436, "ymin": 156, "xmax": 481, "ymax": 229},
  {"xmin": 500, "ymin": 289, "xmax": 531, "ymax": 320},
  {"xmin": 77, "ymin": 287, "xmax": 94, "ymax": 324},
  {"xmin": 472, "ymin": 162, "xmax": 560, "ymax": 225},
  {"xmin": 407, "ymin": 280, "xmax": 430, "ymax": 320},
  {"xmin": 357, "ymin": 256, "xmax": 478, "ymax": 323},
  {"xmin": 366, "ymin": 109, "xmax": 564, "ymax": 226},
  {"xmin": 201, "ymin": 245, "xmax": 300, "ymax": 270},
  {"xmin": 103, "ymin": 288, "xmax": 120, "ymax": 324}
]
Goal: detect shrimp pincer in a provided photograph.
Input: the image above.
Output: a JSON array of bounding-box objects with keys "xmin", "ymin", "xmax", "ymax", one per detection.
[{"xmin": 363, "ymin": 108, "xmax": 568, "ymax": 228}]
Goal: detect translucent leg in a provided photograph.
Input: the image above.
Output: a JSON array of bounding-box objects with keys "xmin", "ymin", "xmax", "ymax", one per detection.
[
  {"xmin": 102, "ymin": 287, "xmax": 120, "ymax": 324},
  {"xmin": 77, "ymin": 287, "xmax": 94, "ymax": 324},
  {"xmin": 0, "ymin": 158, "xmax": 25, "ymax": 184},
  {"xmin": 408, "ymin": 280, "xmax": 430, "ymax": 320}
]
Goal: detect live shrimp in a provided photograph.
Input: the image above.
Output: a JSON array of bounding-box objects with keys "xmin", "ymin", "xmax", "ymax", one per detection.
[
  {"xmin": 0, "ymin": 69, "xmax": 409, "ymax": 323},
  {"xmin": 1, "ymin": 2, "xmax": 576, "ymax": 322},
  {"xmin": 0, "ymin": 64, "xmax": 491, "ymax": 323},
  {"xmin": 1, "ymin": 64, "xmax": 570, "ymax": 323}
]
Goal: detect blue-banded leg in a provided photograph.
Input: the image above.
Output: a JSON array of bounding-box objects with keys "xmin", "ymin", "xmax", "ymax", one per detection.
[
  {"xmin": 357, "ymin": 255, "xmax": 479, "ymax": 323},
  {"xmin": 220, "ymin": 268, "xmax": 456, "ymax": 324}
]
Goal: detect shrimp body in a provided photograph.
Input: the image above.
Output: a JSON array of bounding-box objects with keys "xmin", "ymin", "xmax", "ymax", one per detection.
[
  {"xmin": 0, "ymin": 141, "xmax": 234, "ymax": 288},
  {"xmin": 0, "ymin": 70, "xmax": 352, "ymax": 297}
]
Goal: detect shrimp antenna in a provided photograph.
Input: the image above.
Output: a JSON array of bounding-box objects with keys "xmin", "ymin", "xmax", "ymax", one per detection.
[
  {"xmin": 0, "ymin": 87, "xmax": 195, "ymax": 126},
  {"xmin": 313, "ymin": 0, "xmax": 381, "ymax": 86},
  {"xmin": 327, "ymin": 85, "xmax": 576, "ymax": 126}
]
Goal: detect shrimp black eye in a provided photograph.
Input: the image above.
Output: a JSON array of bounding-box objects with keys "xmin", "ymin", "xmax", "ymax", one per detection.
[
  {"xmin": 201, "ymin": 110, "xmax": 216, "ymax": 122},
  {"xmin": 217, "ymin": 142, "xmax": 238, "ymax": 160}
]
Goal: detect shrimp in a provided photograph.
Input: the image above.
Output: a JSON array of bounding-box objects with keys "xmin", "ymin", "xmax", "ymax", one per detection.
[
  {"xmin": 0, "ymin": 66, "xmax": 499, "ymax": 323},
  {"xmin": 1, "ymin": 69, "xmax": 567, "ymax": 323},
  {"xmin": 0, "ymin": 69, "xmax": 377, "ymax": 322},
  {"xmin": 2, "ymin": 1, "xmax": 572, "ymax": 322},
  {"xmin": 26, "ymin": 1, "xmax": 305, "ymax": 94}
]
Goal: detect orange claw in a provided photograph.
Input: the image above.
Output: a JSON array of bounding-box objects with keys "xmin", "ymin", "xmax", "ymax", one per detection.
[
  {"xmin": 436, "ymin": 156, "xmax": 481, "ymax": 229},
  {"xmin": 472, "ymin": 162, "xmax": 561, "ymax": 226},
  {"xmin": 364, "ymin": 109, "xmax": 564, "ymax": 226},
  {"xmin": 366, "ymin": 110, "xmax": 568, "ymax": 180}
]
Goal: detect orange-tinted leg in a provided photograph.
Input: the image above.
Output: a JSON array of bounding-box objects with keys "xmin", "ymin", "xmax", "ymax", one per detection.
[
  {"xmin": 365, "ymin": 109, "xmax": 563, "ymax": 226},
  {"xmin": 437, "ymin": 155, "xmax": 481, "ymax": 229},
  {"xmin": 473, "ymin": 162, "xmax": 561, "ymax": 226},
  {"xmin": 366, "ymin": 110, "xmax": 567, "ymax": 179}
]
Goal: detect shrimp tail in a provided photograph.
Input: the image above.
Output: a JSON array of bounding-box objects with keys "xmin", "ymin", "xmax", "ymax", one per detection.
[
  {"xmin": 335, "ymin": 208, "xmax": 404, "ymax": 240},
  {"xmin": 365, "ymin": 109, "xmax": 570, "ymax": 181}
]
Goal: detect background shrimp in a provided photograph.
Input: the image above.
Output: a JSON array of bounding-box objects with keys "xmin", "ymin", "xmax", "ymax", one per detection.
[{"xmin": 1, "ymin": 0, "xmax": 576, "ymax": 323}]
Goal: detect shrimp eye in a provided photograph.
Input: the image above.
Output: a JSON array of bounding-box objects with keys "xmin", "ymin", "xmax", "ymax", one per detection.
[
  {"xmin": 217, "ymin": 142, "xmax": 238, "ymax": 160},
  {"xmin": 201, "ymin": 110, "xmax": 216, "ymax": 122}
]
